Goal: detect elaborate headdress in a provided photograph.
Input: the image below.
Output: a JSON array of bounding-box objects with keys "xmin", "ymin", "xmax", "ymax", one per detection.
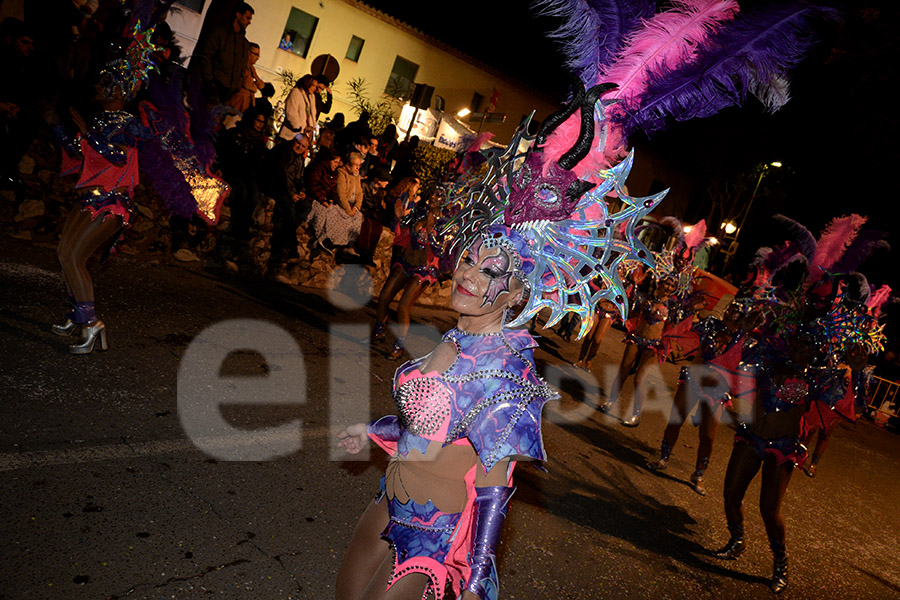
[
  {"xmin": 446, "ymin": 83, "xmax": 665, "ymax": 339},
  {"xmin": 746, "ymin": 213, "xmax": 889, "ymax": 357},
  {"xmin": 99, "ymin": 21, "xmax": 161, "ymax": 101},
  {"xmin": 534, "ymin": 0, "xmax": 841, "ymax": 167}
]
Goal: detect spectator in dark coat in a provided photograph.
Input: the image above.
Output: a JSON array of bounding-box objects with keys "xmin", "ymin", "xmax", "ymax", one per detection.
[
  {"xmin": 261, "ymin": 132, "xmax": 310, "ymax": 264},
  {"xmin": 215, "ymin": 107, "xmax": 268, "ymax": 244},
  {"xmin": 191, "ymin": 2, "xmax": 254, "ymax": 106},
  {"xmin": 304, "ymin": 146, "xmax": 341, "ymax": 207}
]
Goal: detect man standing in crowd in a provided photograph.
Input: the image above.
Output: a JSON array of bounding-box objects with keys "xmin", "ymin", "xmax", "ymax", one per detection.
[{"xmin": 192, "ymin": 2, "xmax": 254, "ymax": 107}]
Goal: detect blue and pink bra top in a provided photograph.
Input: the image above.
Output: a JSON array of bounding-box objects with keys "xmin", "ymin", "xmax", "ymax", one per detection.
[
  {"xmin": 632, "ymin": 291, "xmax": 669, "ymax": 326},
  {"xmin": 391, "ymin": 327, "xmax": 558, "ymax": 472},
  {"xmin": 745, "ymin": 342, "xmax": 847, "ymax": 414}
]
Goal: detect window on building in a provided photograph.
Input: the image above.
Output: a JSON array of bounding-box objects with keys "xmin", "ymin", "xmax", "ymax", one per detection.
[
  {"xmin": 470, "ymin": 92, "xmax": 484, "ymax": 113},
  {"xmin": 434, "ymin": 95, "xmax": 445, "ymax": 111},
  {"xmin": 385, "ymin": 56, "xmax": 419, "ymax": 99},
  {"xmin": 279, "ymin": 7, "xmax": 319, "ymax": 58},
  {"xmin": 346, "ymin": 36, "xmax": 364, "ymax": 62},
  {"xmin": 175, "ymin": 0, "xmax": 204, "ymax": 12}
]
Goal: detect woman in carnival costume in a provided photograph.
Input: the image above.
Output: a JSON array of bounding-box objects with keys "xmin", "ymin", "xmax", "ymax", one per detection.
[
  {"xmin": 50, "ymin": 24, "xmax": 228, "ymax": 354},
  {"xmin": 372, "ymin": 185, "xmax": 453, "ymax": 360},
  {"xmin": 599, "ymin": 271, "xmax": 677, "ymax": 426},
  {"xmin": 713, "ymin": 214, "xmax": 886, "ymax": 594},
  {"xmin": 335, "ymin": 82, "xmax": 663, "ymax": 599},
  {"xmin": 647, "ymin": 299, "xmax": 760, "ymax": 494}
]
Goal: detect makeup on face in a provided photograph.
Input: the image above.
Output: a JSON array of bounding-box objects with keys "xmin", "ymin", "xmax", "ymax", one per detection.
[{"xmin": 454, "ymin": 238, "xmax": 517, "ymax": 309}]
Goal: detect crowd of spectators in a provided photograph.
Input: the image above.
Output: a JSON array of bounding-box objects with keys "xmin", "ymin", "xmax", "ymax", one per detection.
[{"xmin": 2, "ymin": 1, "xmax": 459, "ymax": 295}]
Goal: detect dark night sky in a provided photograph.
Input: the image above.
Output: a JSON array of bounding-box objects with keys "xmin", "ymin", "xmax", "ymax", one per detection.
[{"xmin": 363, "ymin": 0, "xmax": 897, "ymax": 288}]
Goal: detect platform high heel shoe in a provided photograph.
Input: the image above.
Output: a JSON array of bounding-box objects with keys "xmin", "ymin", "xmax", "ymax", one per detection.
[
  {"xmin": 70, "ymin": 320, "xmax": 108, "ymax": 354},
  {"xmin": 52, "ymin": 293, "xmax": 80, "ymax": 336},
  {"xmin": 712, "ymin": 525, "xmax": 745, "ymax": 560},
  {"xmin": 51, "ymin": 319, "xmax": 80, "ymax": 336}
]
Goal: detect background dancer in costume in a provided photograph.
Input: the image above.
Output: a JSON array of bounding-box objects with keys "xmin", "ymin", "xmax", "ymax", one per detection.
[
  {"xmin": 712, "ymin": 325, "xmax": 843, "ymax": 594},
  {"xmin": 599, "ymin": 274, "xmax": 677, "ymax": 426},
  {"xmin": 648, "ymin": 301, "xmax": 760, "ymax": 494},
  {"xmin": 50, "ymin": 25, "xmax": 227, "ymax": 354},
  {"xmin": 371, "ymin": 186, "xmax": 450, "ymax": 360}
]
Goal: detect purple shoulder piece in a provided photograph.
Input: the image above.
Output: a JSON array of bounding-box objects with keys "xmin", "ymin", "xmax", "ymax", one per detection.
[{"xmin": 441, "ymin": 329, "xmax": 559, "ymax": 472}]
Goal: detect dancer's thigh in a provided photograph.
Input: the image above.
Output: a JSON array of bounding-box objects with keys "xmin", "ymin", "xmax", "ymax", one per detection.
[{"xmin": 336, "ymin": 499, "xmax": 391, "ymax": 600}]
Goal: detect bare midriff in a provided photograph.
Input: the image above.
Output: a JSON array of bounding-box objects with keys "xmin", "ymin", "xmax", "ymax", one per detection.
[{"xmin": 386, "ymin": 441, "xmax": 478, "ymax": 514}]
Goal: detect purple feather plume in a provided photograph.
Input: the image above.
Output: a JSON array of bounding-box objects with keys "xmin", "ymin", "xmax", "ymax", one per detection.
[
  {"xmin": 771, "ymin": 214, "xmax": 817, "ymax": 261},
  {"xmin": 831, "ymin": 230, "xmax": 890, "ymax": 274},
  {"xmin": 531, "ymin": 0, "xmax": 655, "ymax": 87},
  {"xmin": 615, "ymin": 1, "xmax": 841, "ymax": 138},
  {"xmin": 140, "ymin": 137, "xmax": 199, "ymax": 219}
]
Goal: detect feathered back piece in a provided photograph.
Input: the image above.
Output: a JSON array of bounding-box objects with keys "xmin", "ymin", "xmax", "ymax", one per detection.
[{"xmin": 866, "ymin": 285, "xmax": 892, "ymax": 317}]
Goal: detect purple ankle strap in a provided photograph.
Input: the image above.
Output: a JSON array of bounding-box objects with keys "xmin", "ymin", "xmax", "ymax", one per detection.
[
  {"xmin": 465, "ymin": 485, "xmax": 515, "ymax": 600},
  {"xmin": 71, "ymin": 301, "xmax": 96, "ymax": 324}
]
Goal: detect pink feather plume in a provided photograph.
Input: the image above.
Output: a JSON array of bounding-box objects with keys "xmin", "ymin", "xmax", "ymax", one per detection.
[
  {"xmin": 866, "ymin": 284, "xmax": 892, "ymax": 316},
  {"xmin": 597, "ymin": 0, "xmax": 739, "ymax": 159},
  {"xmin": 809, "ymin": 214, "xmax": 867, "ymax": 277},
  {"xmin": 542, "ymin": 0, "xmax": 740, "ymax": 174},
  {"xmin": 600, "ymin": 0, "xmax": 740, "ymax": 104},
  {"xmin": 685, "ymin": 219, "xmax": 707, "ymax": 249}
]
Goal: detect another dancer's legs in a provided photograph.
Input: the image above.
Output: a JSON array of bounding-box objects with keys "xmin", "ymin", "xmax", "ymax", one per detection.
[
  {"xmin": 389, "ymin": 277, "xmax": 427, "ymax": 359},
  {"xmin": 56, "ymin": 206, "xmax": 122, "ymax": 352},
  {"xmin": 715, "ymin": 441, "xmax": 762, "ymax": 560},
  {"xmin": 602, "ymin": 342, "xmax": 639, "ymax": 414},
  {"xmin": 624, "ymin": 349, "xmax": 658, "ymax": 426},
  {"xmin": 576, "ymin": 314, "xmax": 611, "ymax": 369},
  {"xmin": 649, "ymin": 376, "xmax": 694, "ymax": 469},
  {"xmin": 373, "ymin": 265, "xmax": 410, "ymax": 341}
]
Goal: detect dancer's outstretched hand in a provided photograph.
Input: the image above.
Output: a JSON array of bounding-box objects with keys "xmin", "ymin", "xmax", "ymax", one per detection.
[{"xmin": 337, "ymin": 423, "xmax": 368, "ymax": 454}]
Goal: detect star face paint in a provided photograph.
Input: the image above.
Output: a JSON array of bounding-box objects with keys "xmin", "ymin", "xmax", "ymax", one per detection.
[{"xmin": 452, "ymin": 238, "xmax": 518, "ymax": 315}]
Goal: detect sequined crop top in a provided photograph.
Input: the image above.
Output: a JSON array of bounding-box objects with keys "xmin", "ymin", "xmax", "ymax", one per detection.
[{"xmin": 391, "ymin": 327, "xmax": 558, "ymax": 471}]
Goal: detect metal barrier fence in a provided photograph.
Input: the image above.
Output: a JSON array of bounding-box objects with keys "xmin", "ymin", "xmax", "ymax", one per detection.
[{"xmin": 868, "ymin": 376, "xmax": 900, "ymax": 427}]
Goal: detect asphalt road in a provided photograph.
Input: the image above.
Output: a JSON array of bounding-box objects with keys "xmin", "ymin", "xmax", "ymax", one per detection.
[{"xmin": 2, "ymin": 236, "xmax": 899, "ymax": 600}]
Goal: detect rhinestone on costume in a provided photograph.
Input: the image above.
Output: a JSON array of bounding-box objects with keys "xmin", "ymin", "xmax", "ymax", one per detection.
[{"xmin": 396, "ymin": 377, "xmax": 452, "ymax": 437}]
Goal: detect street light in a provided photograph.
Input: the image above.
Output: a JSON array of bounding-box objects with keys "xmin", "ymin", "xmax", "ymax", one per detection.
[{"xmin": 719, "ymin": 161, "xmax": 783, "ymax": 273}]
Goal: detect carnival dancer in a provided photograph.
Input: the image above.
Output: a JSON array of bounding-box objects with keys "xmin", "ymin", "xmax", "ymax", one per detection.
[
  {"xmin": 371, "ymin": 186, "xmax": 451, "ymax": 360},
  {"xmin": 713, "ymin": 213, "xmax": 888, "ymax": 593},
  {"xmin": 647, "ymin": 301, "xmax": 759, "ymax": 494},
  {"xmin": 336, "ymin": 82, "xmax": 663, "ymax": 599},
  {"xmin": 50, "ymin": 27, "xmax": 228, "ymax": 354},
  {"xmin": 599, "ymin": 274, "xmax": 677, "ymax": 426},
  {"xmin": 712, "ymin": 326, "xmax": 844, "ymax": 594}
]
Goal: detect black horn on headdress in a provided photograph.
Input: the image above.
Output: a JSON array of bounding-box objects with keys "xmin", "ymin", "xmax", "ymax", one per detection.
[
  {"xmin": 558, "ymin": 84, "xmax": 613, "ymax": 171},
  {"xmin": 535, "ymin": 79, "xmax": 617, "ymax": 171}
]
